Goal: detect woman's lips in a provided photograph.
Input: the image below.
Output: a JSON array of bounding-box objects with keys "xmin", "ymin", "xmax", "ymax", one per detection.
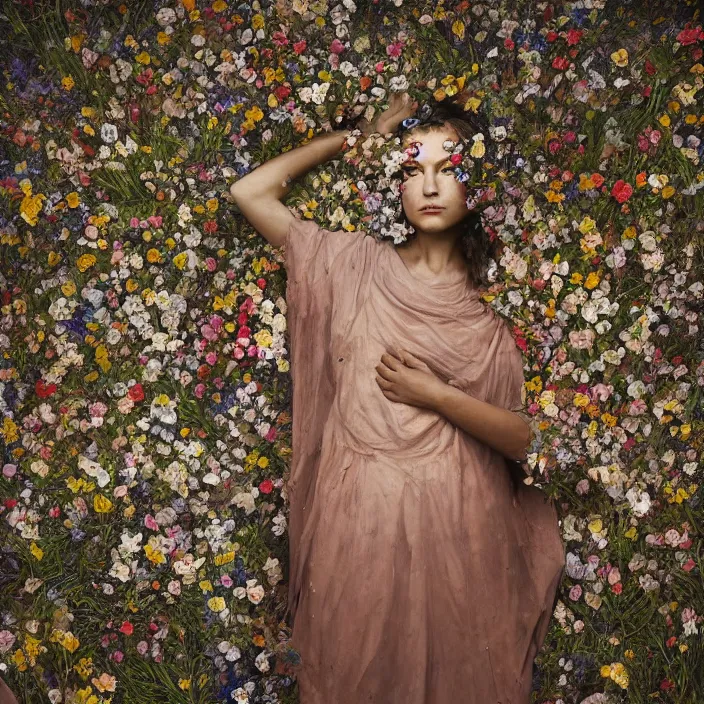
[{"xmin": 420, "ymin": 208, "xmax": 444, "ymax": 214}]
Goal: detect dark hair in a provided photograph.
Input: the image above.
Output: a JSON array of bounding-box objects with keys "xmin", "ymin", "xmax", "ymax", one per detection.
[{"xmin": 392, "ymin": 99, "xmax": 501, "ymax": 290}]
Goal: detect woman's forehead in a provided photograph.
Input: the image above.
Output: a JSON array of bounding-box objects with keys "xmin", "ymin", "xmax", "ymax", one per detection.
[
  {"xmin": 402, "ymin": 128, "xmax": 460, "ymax": 157},
  {"xmin": 403, "ymin": 125, "xmax": 459, "ymax": 146}
]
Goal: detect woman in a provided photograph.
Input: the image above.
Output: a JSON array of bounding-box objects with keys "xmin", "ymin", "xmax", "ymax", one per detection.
[{"xmin": 231, "ymin": 93, "xmax": 566, "ymax": 703}]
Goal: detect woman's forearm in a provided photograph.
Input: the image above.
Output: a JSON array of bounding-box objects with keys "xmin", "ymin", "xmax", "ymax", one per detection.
[
  {"xmin": 428, "ymin": 383, "xmax": 531, "ymax": 462},
  {"xmin": 229, "ymin": 129, "xmax": 352, "ymax": 202}
]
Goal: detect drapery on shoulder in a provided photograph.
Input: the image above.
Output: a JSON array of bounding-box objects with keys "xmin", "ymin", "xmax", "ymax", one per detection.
[{"xmin": 282, "ymin": 215, "xmax": 368, "ymax": 291}]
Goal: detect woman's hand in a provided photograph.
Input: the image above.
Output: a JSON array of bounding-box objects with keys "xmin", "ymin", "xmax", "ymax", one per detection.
[
  {"xmin": 357, "ymin": 91, "xmax": 419, "ymax": 138},
  {"xmin": 375, "ymin": 348, "xmax": 447, "ymax": 410}
]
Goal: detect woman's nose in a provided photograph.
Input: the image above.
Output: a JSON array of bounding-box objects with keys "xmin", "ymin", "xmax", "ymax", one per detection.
[{"xmin": 422, "ymin": 176, "xmax": 439, "ymax": 196}]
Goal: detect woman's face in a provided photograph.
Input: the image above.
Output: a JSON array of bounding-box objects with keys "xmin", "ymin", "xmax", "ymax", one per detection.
[{"xmin": 399, "ymin": 124, "xmax": 470, "ymax": 236}]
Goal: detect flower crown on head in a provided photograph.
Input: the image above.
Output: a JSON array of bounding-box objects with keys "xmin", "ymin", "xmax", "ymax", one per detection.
[{"xmin": 340, "ymin": 95, "xmax": 522, "ymax": 244}]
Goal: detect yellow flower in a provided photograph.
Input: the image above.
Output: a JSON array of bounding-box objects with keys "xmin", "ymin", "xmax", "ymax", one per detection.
[
  {"xmin": 578, "ymin": 216, "xmax": 596, "ymax": 234},
  {"xmin": 584, "ymin": 272, "xmax": 600, "ymax": 289},
  {"xmin": 12, "ymin": 649, "xmax": 28, "ymax": 671},
  {"xmin": 76, "ymin": 254, "xmax": 97, "ymax": 272},
  {"xmin": 588, "ymin": 518, "xmax": 603, "ymax": 534},
  {"xmin": 253, "ymin": 329, "xmax": 273, "ymax": 348},
  {"xmin": 207, "ymin": 596, "xmax": 226, "ymax": 612},
  {"xmin": 95, "ymin": 345, "xmax": 111, "ymax": 373},
  {"xmin": 20, "ymin": 192, "xmax": 47, "ymax": 226},
  {"xmin": 146, "ymin": 248, "xmax": 162, "ymax": 264},
  {"xmin": 178, "ymin": 678, "xmax": 191, "ymax": 690},
  {"xmin": 144, "ymin": 543, "xmax": 166, "ymax": 565},
  {"xmin": 1, "ymin": 417, "xmax": 19, "ymax": 443},
  {"xmin": 469, "ymin": 137, "xmax": 485, "ymax": 159},
  {"xmin": 61, "ymin": 280, "xmax": 77, "ymax": 296},
  {"xmin": 94, "ymin": 495, "xmax": 113, "ymax": 513},
  {"xmin": 206, "ymin": 197, "xmax": 219, "ymax": 212},
  {"xmin": 610, "ymin": 49, "xmax": 629, "ymax": 67},
  {"xmin": 172, "ymin": 252, "xmax": 188, "ymax": 269},
  {"xmin": 214, "ymin": 551, "xmax": 235, "ymax": 566},
  {"xmin": 30, "ymin": 541, "xmax": 44, "ymax": 561},
  {"xmin": 135, "ymin": 51, "xmax": 151, "ymax": 65},
  {"xmin": 50, "ymin": 628, "xmax": 80, "ymax": 653},
  {"xmin": 66, "ymin": 192, "xmax": 80, "ymax": 208},
  {"xmin": 62, "ymin": 75, "xmax": 75, "ymax": 90},
  {"xmin": 75, "ymin": 686, "xmax": 98, "ymax": 704},
  {"xmin": 199, "ymin": 579, "xmax": 213, "ymax": 593},
  {"xmin": 74, "ymin": 657, "xmax": 94, "ymax": 679},
  {"xmin": 573, "ymin": 393, "xmax": 590, "ymax": 408}
]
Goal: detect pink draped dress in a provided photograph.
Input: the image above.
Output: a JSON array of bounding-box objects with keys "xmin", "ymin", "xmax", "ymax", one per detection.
[{"xmin": 282, "ymin": 216, "xmax": 565, "ymax": 704}]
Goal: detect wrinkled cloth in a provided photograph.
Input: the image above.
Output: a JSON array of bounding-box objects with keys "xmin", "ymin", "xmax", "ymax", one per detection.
[{"xmin": 282, "ymin": 216, "xmax": 566, "ymax": 704}]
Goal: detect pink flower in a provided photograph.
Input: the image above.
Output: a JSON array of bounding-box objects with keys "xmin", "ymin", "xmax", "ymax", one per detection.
[
  {"xmin": 0, "ymin": 630, "xmax": 16, "ymax": 653},
  {"xmin": 569, "ymin": 585, "xmax": 582, "ymax": 601},
  {"xmin": 568, "ymin": 328, "xmax": 595, "ymax": 350},
  {"xmin": 144, "ymin": 514, "xmax": 159, "ymax": 531}
]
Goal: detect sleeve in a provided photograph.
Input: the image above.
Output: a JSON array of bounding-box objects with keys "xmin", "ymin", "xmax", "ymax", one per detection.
[{"xmin": 283, "ymin": 215, "xmax": 368, "ymax": 292}]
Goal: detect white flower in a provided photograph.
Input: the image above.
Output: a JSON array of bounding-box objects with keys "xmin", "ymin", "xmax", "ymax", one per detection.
[
  {"xmin": 78, "ymin": 455, "xmax": 111, "ymax": 488},
  {"xmin": 246, "ymin": 581, "xmax": 265, "ymax": 604},
  {"xmin": 109, "ymin": 560, "xmax": 131, "ymax": 583},
  {"xmin": 254, "ymin": 650, "xmax": 271, "ymax": 673},
  {"xmin": 156, "ymin": 7, "xmax": 176, "ymax": 25},
  {"xmin": 625, "ymin": 487, "xmax": 651, "ymax": 517},
  {"xmin": 100, "ymin": 123, "xmax": 118, "ymax": 144}
]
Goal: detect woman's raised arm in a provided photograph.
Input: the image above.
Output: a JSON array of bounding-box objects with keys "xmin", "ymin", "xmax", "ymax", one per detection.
[
  {"xmin": 229, "ymin": 130, "xmax": 352, "ymax": 249},
  {"xmin": 229, "ymin": 92, "xmax": 417, "ymax": 249}
]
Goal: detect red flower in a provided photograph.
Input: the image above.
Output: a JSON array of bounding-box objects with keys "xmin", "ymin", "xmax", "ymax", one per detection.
[
  {"xmin": 128, "ymin": 383, "xmax": 144, "ymax": 402},
  {"xmin": 35, "ymin": 380, "xmax": 57, "ymax": 398},
  {"xmin": 676, "ymin": 27, "xmax": 703, "ymax": 46},
  {"xmin": 566, "ymin": 29, "xmax": 583, "ymax": 46},
  {"xmin": 259, "ymin": 479, "xmax": 274, "ymax": 494},
  {"xmin": 611, "ymin": 180, "xmax": 633, "ymax": 203},
  {"xmin": 119, "ymin": 621, "xmax": 134, "ymax": 636}
]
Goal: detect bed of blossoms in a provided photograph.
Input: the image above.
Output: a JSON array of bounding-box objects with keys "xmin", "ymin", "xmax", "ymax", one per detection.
[{"xmin": 1, "ymin": 0, "xmax": 704, "ymax": 702}]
